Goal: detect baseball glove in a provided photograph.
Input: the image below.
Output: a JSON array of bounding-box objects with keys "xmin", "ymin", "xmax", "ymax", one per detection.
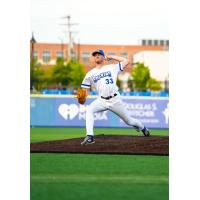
[{"xmin": 76, "ymin": 88, "xmax": 87, "ymax": 104}]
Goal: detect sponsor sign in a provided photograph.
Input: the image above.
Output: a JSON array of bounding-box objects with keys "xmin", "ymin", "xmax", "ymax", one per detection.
[{"xmin": 30, "ymin": 95, "xmax": 169, "ymax": 128}]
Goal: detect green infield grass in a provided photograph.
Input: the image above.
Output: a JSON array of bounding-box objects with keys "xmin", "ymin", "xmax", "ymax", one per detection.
[
  {"xmin": 30, "ymin": 127, "xmax": 169, "ymax": 200},
  {"xmin": 31, "ymin": 154, "xmax": 168, "ymax": 200}
]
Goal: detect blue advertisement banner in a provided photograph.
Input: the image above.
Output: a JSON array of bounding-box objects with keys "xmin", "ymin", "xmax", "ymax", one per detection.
[{"xmin": 30, "ymin": 95, "xmax": 169, "ymax": 128}]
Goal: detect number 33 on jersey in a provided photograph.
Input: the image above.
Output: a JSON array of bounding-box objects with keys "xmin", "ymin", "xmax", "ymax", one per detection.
[
  {"xmin": 105, "ymin": 78, "xmax": 113, "ymax": 84},
  {"xmin": 81, "ymin": 62, "xmax": 124, "ymax": 97}
]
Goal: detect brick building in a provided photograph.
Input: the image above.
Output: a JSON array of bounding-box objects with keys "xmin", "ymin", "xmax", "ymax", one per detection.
[
  {"xmin": 31, "ymin": 40, "xmax": 168, "ymax": 72},
  {"xmin": 30, "ymin": 40, "xmax": 169, "ymax": 91}
]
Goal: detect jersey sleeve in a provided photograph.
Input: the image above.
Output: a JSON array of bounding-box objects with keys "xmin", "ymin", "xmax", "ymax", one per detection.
[
  {"xmin": 114, "ymin": 62, "xmax": 124, "ymax": 73},
  {"xmin": 81, "ymin": 74, "xmax": 91, "ymax": 89}
]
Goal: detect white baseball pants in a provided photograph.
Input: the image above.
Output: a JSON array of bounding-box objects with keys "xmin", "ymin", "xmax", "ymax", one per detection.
[{"xmin": 86, "ymin": 95, "xmax": 145, "ymax": 136}]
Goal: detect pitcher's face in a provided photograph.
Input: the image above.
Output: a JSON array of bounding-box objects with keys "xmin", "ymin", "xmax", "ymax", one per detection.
[{"xmin": 94, "ymin": 53, "xmax": 105, "ymax": 64}]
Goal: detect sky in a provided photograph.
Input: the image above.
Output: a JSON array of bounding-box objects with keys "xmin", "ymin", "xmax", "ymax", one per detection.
[{"xmin": 31, "ymin": 0, "xmax": 168, "ymax": 45}]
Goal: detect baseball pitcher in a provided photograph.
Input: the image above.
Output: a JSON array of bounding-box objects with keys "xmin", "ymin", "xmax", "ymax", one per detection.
[{"xmin": 76, "ymin": 49, "xmax": 150, "ymax": 145}]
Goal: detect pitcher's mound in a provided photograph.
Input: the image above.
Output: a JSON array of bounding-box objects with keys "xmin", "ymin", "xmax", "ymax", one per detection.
[{"xmin": 30, "ymin": 135, "xmax": 169, "ymax": 156}]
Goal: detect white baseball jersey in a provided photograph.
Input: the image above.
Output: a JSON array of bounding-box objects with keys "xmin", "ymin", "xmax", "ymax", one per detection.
[{"xmin": 81, "ymin": 62, "xmax": 124, "ymax": 97}]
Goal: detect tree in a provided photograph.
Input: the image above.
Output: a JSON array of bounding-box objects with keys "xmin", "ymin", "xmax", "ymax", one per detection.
[
  {"xmin": 51, "ymin": 58, "xmax": 86, "ymax": 89},
  {"xmin": 131, "ymin": 63, "xmax": 150, "ymax": 91},
  {"xmin": 51, "ymin": 58, "xmax": 73, "ymax": 88},
  {"xmin": 40, "ymin": 67, "xmax": 54, "ymax": 89},
  {"xmin": 147, "ymin": 78, "xmax": 162, "ymax": 91},
  {"xmin": 30, "ymin": 58, "xmax": 45, "ymax": 91},
  {"xmin": 127, "ymin": 76, "xmax": 134, "ymax": 91},
  {"xmin": 116, "ymin": 78, "xmax": 121, "ymax": 89},
  {"xmin": 69, "ymin": 60, "xmax": 86, "ymax": 88}
]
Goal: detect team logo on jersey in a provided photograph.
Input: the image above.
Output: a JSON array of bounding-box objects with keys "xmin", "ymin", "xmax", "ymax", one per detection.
[{"xmin": 93, "ymin": 71, "xmax": 112, "ymax": 83}]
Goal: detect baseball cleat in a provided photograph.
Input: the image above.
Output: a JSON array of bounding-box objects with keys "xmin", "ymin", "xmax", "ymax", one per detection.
[
  {"xmin": 141, "ymin": 127, "xmax": 150, "ymax": 137},
  {"xmin": 81, "ymin": 135, "xmax": 95, "ymax": 145}
]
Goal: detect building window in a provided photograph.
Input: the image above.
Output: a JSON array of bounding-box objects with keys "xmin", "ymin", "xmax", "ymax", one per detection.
[
  {"xmin": 56, "ymin": 51, "xmax": 63, "ymax": 58},
  {"xmin": 142, "ymin": 40, "xmax": 146, "ymax": 46},
  {"xmin": 153, "ymin": 40, "xmax": 158, "ymax": 46},
  {"xmin": 108, "ymin": 52, "xmax": 115, "ymax": 56},
  {"xmin": 160, "ymin": 40, "xmax": 164, "ymax": 46},
  {"xmin": 121, "ymin": 52, "xmax": 128, "ymax": 58},
  {"xmin": 33, "ymin": 51, "xmax": 38, "ymax": 60},
  {"xmin": 82, "ymin": 52, "xmax": 90, "ymax": 62},
  {"xmin": 42, "ymin": 51, "xmax": 51, "ymax": 63},
  {"xmin": 166, "ymin": 40, "xmax": 169, "ymax": 46},
  {"xmin": 148, "ymin": 40, "xmax": 152, "ymax": 46}
]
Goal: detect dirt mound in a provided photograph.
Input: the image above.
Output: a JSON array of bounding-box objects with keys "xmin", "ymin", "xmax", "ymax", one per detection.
[{"xmin": 30, "ymin": 135, "xmax": 169, "ymax": 156}]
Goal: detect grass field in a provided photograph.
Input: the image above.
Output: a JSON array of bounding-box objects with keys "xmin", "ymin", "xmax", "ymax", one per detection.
[{"xmin": 30, "ymin": 127, "xmax": 169, "ymax": 200}]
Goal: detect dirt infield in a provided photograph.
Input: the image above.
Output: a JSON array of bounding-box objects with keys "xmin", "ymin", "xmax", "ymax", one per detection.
[{"xmin": 30, "ymin": 135, "xmax": 169, "ymax": 155}]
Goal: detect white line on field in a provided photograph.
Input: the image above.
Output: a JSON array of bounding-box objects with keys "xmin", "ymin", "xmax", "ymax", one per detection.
[{"xmin": 31, "ymin": 174, "xmax": 168, "ymax": 184}]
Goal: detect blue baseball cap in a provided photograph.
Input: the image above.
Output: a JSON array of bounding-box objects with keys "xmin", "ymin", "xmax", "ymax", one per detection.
[{"xmin": 92, "ymin": 49, "xmax": 105, "ymax": 57}]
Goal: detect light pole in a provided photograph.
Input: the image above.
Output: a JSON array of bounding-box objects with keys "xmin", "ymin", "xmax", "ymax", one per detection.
[{"xmin": 60, "ymin": 15, "xmax": 79, "ymax": 61}]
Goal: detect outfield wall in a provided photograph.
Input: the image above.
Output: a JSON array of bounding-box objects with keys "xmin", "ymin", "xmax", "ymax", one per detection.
[{"xmin": 30, "ymin": 95, "xmax": 169, "ymax": 128}]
